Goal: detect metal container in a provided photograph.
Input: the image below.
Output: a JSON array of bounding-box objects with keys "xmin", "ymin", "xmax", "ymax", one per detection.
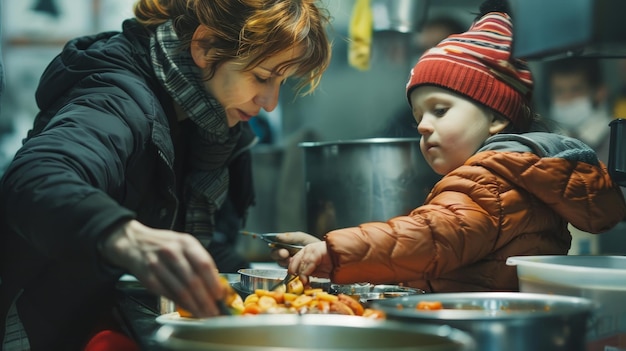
[
  {"xmin": 329, "ymin": 282, "xmax": 374, "ymax": 297},
  {"xmin": 329, "ymin": 283, "xmax": 425, "ymax": 306},
  {"xmin": 300, "ymin": 138, "xmax": 440, "ymax": 237},
  {"xmin": 373, "ymin": 292, "xmax": 595, "ymax": 351},
  {"xmin": 159, "ymin": 273, "xmax": 241, "ymax": 315},
  {"xmin": 237, "ymin": 268, "xmax": 330, "ymax": 294},
  {"xmin": 154, "ymin": 314, "xmax": 476, "ymax": 350},
  {"xmin": 361, "ymin": 285, "xmax": 426, "ymax": 306},
  {"xmin": 507, "ymin": 255, "xmax": 626, "ymax": 351},
  {"xmin": 238, "ymin": 268, "xmax": 288, "ymax": 292}
]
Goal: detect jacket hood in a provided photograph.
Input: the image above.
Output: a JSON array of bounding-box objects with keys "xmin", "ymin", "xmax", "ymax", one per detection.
[
  {"xmin": 479, "ymin": 132, "xmax": 600, "ymax": 165},
  {"xmin": 35, "ymin": 20, "xmax": 154, "ymax": 112},
  {"xmin": 469, "ymin": 132, "xmax": 625, "ymax": 232}
]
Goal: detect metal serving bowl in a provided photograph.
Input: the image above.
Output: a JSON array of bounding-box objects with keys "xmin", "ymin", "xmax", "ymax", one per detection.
[
  {"xmin": 237, "ymin": 269, "xmax": 330, "ymax": 294},
  {"xmin": 360, "ymin": 286, "xmax": 425, "ymax": 307},
  {"xmin": 329, "ymin": 283, "xmax": 424, "ymax": 305},
  {"xmin": 372, "ymin": 292, "xmax": 595, "ymax": 351},
  {"xmin": 238, "ymin": 269, "xmax": 287, "ymax": 292},
  {"xmin": 153, "ymin": 314, "xmax": 476, "ymax": 350}
]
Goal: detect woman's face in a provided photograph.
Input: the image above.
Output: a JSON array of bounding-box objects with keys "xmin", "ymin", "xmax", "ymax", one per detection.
[
  {"xmin": 410, "ymin": 86, "xmax": 506, "ymax": 175},
  {"xmin": 200, "ymin": 48, "xmax": 301, "ymax": 127}
]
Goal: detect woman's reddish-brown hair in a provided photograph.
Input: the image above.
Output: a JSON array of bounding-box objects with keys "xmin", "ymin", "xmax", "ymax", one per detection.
[{"xmin": 134, "ymin": 0, "xmax": 332, "ymax": 95}]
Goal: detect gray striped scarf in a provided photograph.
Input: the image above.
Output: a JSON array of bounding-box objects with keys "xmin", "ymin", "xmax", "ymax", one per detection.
[{"xmin": 150, "ymin": 20, "xmax": 241, "ymax": 243}]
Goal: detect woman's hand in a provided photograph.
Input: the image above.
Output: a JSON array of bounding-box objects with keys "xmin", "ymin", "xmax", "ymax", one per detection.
[
  {"xmin": 287, "ymin": 241, "xmax": 333, "ymax": 285},
  {"xmin": 99, "ymin": 220, "xmax": 224, "ymax": 317},
  {"xmin": 269, "ymin": 231, "xmax": 321, "ymax": 267}
]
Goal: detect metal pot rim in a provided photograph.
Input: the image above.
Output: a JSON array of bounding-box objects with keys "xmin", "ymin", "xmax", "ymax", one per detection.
[
  {"xmin": 299, "ymin": 137, "xmax": 421, "ymax": 148},
  {"xmin": 372, "ymin": 292, "xmax": 596, "ymax": 321},
  {"xmin": 154, "ymin": 314, "xmax": 476, "ymax": 351}
]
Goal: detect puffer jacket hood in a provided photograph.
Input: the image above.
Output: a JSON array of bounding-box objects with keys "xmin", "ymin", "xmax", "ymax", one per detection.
[
  {"xmin": 324, "ymin": 132, "xmax": 626, "ymax": 292},
  {"xmin": 474, "ymin": 132, "xmax": 623, "ymax": 233}
]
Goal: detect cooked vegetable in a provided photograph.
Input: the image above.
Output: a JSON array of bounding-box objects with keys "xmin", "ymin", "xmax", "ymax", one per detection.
[
  {"xmin": 176, "ymin": 275, "xmax": 244, "ymax": 317},
  {"xmin": 416, "ymin": 301, "xmax": 443, "ymax": 310}
]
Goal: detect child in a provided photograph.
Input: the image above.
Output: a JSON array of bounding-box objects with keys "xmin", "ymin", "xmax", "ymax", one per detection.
[{"xmin": 275, "ymin": 2, "xmax": 626, "ymax": 292}]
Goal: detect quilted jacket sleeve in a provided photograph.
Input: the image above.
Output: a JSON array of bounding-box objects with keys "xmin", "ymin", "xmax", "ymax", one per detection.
[{"xmin": 326, "ymin": 169, "xmax": 504, "ymax": 285}]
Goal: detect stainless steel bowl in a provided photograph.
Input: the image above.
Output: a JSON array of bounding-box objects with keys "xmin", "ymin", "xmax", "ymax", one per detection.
[
  {"xmin": 237, "ymin": 268, "xmax": 287, "ymax": 292},
  {"xmin": 237, "ymin": 268, "xmax": 331, "ymax": 293},
  {"xmin": 372, "ymin": 292, "xmax": 595, "ymax": 351},
  {"xmin": 360, "ymin": 285, "xmax": 425, "ymax": 307},
  {"xmin": 154, "ymin": 314, "xmax": 476, "ymax": 350},
  {"xmin": 329, "ymin": 283, "xmax": 424, "ymax": 303},
  {"xmin": 329, "ymin": 283, "xmax": 374, "ymax": 297}
]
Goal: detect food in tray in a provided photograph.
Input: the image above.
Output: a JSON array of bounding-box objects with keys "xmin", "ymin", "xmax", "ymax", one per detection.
[
  {"xmin": 240, "ymin": 276, "xmax": 384, "ymax": 318},
  {"xmin": 178, "ymin": 275, "xmax": 384, "ymax": 319},
  {"xmin": 416, "ymin": 301, "xmax": 443, "ymax": 310},
  {"xmin": 176, "ymin": 275, "xmax": 245, "ymax": 317},
  {"xmin": 241, "ymin": 288, "xmax": 383, "ymax": 318}
]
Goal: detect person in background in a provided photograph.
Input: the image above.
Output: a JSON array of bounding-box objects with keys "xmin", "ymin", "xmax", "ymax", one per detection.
[
  {"xmin": 0, "ymin": 0, "xmax": 331, "ymax": 350},
  {"xmin": 272, "ymin": 0, "xmax": 626, "ymax": 293},
  {"xmin": 544, "ymin": 57, "xmax": 613, "ymax": 164},
  {"xmin": 544, "ymin": 58, "xmax": 626, "ymax": 255},
  {"xmin": 415, "ymin": 15, "xmax": 467, "ymax": 53}
]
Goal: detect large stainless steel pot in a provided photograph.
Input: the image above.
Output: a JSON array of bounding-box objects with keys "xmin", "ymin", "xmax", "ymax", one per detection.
[
  {"xmin": 300, "ymin": 138, "xmax": 440, "ymax": 237},
  {"xmin": 154, "ymin": 314, "xmax": 476, "ymax": 350},
  {"xmin": 372, "ymin": 292, "xmax": 595, "ymax": 351}
]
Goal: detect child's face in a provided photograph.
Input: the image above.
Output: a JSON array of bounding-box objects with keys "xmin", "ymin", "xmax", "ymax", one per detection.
[{"xmin": 410, "ymin": 86, "xmax": 506, "ymax": 175}]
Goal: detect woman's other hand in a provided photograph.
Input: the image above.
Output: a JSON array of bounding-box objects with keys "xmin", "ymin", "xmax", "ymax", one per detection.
[
  {"xmin": 99, "ymin": 220, "xmax": 224, "ymax": 318},
  {"xmin": 269, "ymin": 231, "xmax": 321, "ymax": 267},
  {"xmin": 287, "ymin": 241, "xmax": 332, "ymax": 285}
]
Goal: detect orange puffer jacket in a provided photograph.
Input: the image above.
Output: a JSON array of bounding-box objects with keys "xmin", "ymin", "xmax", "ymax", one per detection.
[{"xmin": 325, "ymin": 133, "xmax": 626, "ymax": 292}]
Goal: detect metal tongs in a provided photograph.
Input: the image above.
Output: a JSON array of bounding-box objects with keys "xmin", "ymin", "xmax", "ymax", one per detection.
[
  {"xmin": 269, "ymin": 273, "xmax": 299, "ymax": 291},
  {"xmin": 239, "ymin": 230, "xmax": 304, "ymax": 255}
]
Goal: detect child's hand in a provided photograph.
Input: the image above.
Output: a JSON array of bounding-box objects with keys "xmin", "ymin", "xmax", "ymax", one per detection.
[
  {"xmin": 288, "ymin": 241, "xmax": 333, "ymax": 285},
  {"xmin": 269, "ymin": 231, "xmax": 321, "ymax": 267}
]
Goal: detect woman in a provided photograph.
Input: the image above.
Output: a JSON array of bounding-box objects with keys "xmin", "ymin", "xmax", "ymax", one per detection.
[
  {"xmin": 0, "ymin": 0, "xmax": 331, "ymax": 350},
  {"xmin": 272, "ymin": 1, "xmax": 626, "ymax": 292}
]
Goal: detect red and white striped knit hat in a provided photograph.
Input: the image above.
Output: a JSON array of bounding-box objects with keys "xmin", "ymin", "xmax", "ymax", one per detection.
[{"xmin": 406, "ymin": 12, "xmax": 534, "ymax": 131}]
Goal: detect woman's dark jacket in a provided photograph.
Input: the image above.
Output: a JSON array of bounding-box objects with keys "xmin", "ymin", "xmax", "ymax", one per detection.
[{"xmin": 0, "ymin": 19, "xmax": 255, "ymax": 350}]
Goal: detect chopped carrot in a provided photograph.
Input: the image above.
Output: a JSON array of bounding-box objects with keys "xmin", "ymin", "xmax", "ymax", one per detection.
[
  {"xmin": 416, "ymin": 301, "xmax": 443, "ymax": 310},
  {"xmin": 243, "ymin": 303, "xmax": 262, "ymax": 315}
]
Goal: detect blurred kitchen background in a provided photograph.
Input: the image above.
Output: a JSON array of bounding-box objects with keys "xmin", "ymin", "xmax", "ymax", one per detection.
[{"xmin": 1, "ymin": 0, "xmax": 625, "ymax": 259}]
